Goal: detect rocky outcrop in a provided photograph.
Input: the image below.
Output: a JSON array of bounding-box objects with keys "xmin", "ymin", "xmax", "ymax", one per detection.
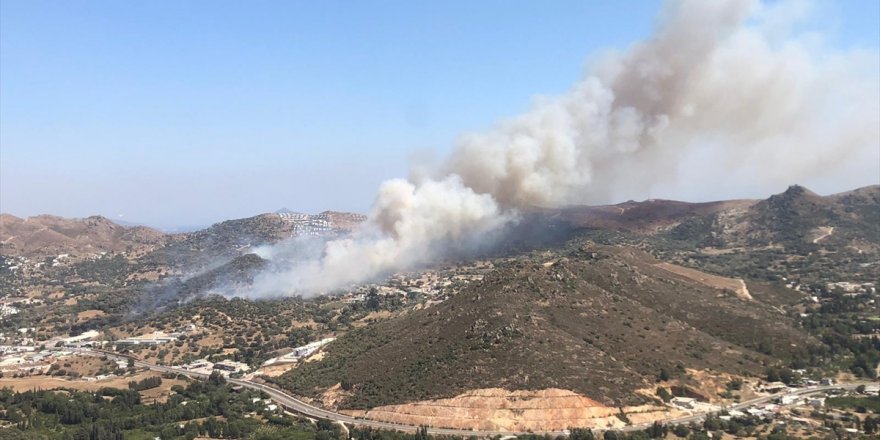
[{"xmin": 340, "ymin": 388, "xmax": 677, "ymax": 431}]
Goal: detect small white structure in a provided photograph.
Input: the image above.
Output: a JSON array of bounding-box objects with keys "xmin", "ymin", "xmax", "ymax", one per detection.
[
  {"xmin": 0, "ymin": 356, "xmax": 26, "ymax": 367},
  {"xmin": 213, "ymin": 360, "xmax": 250, "ymax": 375},
  {"xmin": 670, "ymin": 397, "xmax": 696, "ymax": 409},
  {"xmin": 747, "ymin": 407, "xmax": 769, "ymax": 417},
  {"xmin": 807, "ymin": 397, "xmax": 825, "ymax": 408},
  {"xmin": 262, "ymin": 337, "xmax": 336, "ymax": 366},
  {"xmin": 861, "ymin": 384, "xmax": 880, "ymax": 395},
  {"xmin": 292, "ymin": 338, "xmax": 335, "ymax": 358},
  {"xmin": 0, "ymin": 345, "xmax": 36, "ymax": 354},
  {"xmin": 63, "ymin": 330, "xmax": 100, "ymax": 345},
  {"xmin": 780, "ymin": 395, "xmax": 800, "ymax": 405},
  {"xmin": 179, "ymin": 359, "xmax": 214, "ymax": 375},
  {"xmin": 0, "ymin": 304, "xmax": 20, "ymax": 319},
  {"xmin": 760, "ymin": 382, "xmax": 788, "ymax": 393},
  {"xmin": 116, "ymin": 331, "xmax": 180, "ymax": 346}
]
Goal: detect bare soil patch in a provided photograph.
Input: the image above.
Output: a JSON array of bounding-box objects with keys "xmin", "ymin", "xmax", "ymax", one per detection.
[
  {"xmin": 340, "ymin": 388, "xmax": 676, "ymax": 431},
  {"xmin": 140, "ymin": 377, "xmax": 188, "ymax": 404},
  {"xmin": 654, "ymin": 262, "xmax": 752, "ymax": 300},
  {"xmin": 0, "ymin": 371, "xmax": 156, "ymax": 393},
  {"xmin": 195, "ymin": 334, "xmax": 223, "ymax": 347},
  {"xmin": 59, "ymin": 355, "xmax": 116, "ymax": 376},
  {"xmin": 256, "ymin": 364, "xmax": 297, "ymax": 378},
  {"xmin": 76, "ymin": 309, "xmax": 106, "ymax": 322},
  {"xmin": 353, "ymin": 311, "xmax": 392, "ymax": 327}
]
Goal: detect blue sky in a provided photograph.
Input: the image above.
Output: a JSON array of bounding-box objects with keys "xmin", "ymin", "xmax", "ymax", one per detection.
[{"xmin": 1, "ymin": 0, "xmax": 878, "ymax": 228}]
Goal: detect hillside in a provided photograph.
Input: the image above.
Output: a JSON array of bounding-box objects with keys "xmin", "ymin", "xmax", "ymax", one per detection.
[
  {"xmin": 539, "ymin": 185, "xmax": 879, "ymax": 258},
  {"xmin": 0, "ymin": 209, "xmax": 366, "ymax": 301},
  {"xmin": 0, "ymin": 214, "xmax": 166, "ymax": 257},
  {"xmin": 267, "ymin": 185, "xmax": 880, "ymax": 429},
  {"xmin": 557, "ymin": 199, "xmax": 756, "ymax": 235},
  {"xmin": 663, "ymin": 185, "xmax": 880, "ymax": 251},
  {"xmin": 144, "ymin": 253, "xmax": 269, "ymax": 309},
  {"xmin": 2, "ymin": 186, "xmax": 877, "ymax": 434},
  {"xmin": 144, "ymin": 211, "xmax": 366, "ymax": 270},
  {"xmin": 272, "ymin": 244, "xmax": 812, "ymax": 411}
]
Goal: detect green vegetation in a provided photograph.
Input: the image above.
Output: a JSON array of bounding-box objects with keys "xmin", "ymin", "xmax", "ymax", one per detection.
[
  {"xmin": 0, "ymin": 374, "xmax": 335, "ymax": 439},
  {"xmin": 799, "ymin": 295, "xmax": 880, "ymax": 379},
  {"xmin": 826, "ymin": 395, "xmax": 880, "ymax": 413},
  {"xmin": 3, "ymin": 185, "xmax": 879, "ymax": 436},
  {"xmin": 273, "ymin": 245, "xmax": 808, "ymax": 409},
  {"xmin": 127, "ymin": 376, "xmax": 161, "ymax": 391}
]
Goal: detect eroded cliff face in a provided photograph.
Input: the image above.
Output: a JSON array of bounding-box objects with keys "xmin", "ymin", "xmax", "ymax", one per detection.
[{"xmin": 339, "ymin": 388, "xmax": 681, "ymax": 431}]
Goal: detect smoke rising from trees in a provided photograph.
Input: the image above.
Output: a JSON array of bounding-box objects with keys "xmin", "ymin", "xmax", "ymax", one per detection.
[{"xmin": 245, "ymin": 0, "xmax": 879, "ymax": 297}]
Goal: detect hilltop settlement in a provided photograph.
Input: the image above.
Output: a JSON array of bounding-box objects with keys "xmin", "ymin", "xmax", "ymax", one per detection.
[{"xmin": 0, "ymin": 186, "xmax": 879, "ymax": 439}]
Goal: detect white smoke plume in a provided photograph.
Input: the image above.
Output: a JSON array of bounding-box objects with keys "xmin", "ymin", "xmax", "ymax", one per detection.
[
  {"xmin": 250, "ymin": 176, "xmax": 513, "ymax": 294},
  {"xmin": 246, "ymin": 0, "xmax": 879, "ymax": 297}
]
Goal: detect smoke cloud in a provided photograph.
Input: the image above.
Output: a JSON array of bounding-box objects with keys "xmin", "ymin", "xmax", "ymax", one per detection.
[{"xmin": 244, "ymin": 0, "xmax": 879, "ymax": 297}]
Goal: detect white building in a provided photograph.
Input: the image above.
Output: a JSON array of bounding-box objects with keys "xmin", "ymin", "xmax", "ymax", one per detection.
[
  {"xmin": 214, "ymin": 360, "xmax": 250, "ymax": 374},
  {"xmin": 0, "ymin": 304, "xmax": 20, "ymax": 319},
  {"xmin": 861, "ymin": 384, "xmax": 880, "ymax": 395},
  {"xmin": 116, "ymin": 331, "xmax": 180, "ymax": 346},
  {"xmin": 262, "ymin": 337, "xmax": 336, "ymax": 366},
  {"xmin": 63, "ymin": 330, "xmax": 100, "ymax": 345},
  {"xmin": 292, "ymin": 337, "xmax": 335, "ymax": 358},
  {"xmin": 180, "ymin": 359, "xmax": 214, "ymax": 375},
  {"xmin": 0, "ymin": 356, "xmax": 26, "ymax": 367},
  {"xmin": 779, "ymin": 395, "xmax": 800, "ymax": 405}
]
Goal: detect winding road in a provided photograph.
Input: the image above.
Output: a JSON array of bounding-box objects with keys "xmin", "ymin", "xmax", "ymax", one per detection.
[{"xmin": 74, "ymin": 348, "xmax": 871, "ymax": 436}]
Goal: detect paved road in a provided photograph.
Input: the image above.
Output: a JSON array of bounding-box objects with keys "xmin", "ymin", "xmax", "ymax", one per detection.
[
  {"xmin": 630, "ymin": 383, "xmax": 868, "ymax": 430},
  {"xmin": 72, "ymin": 348, "xmax": 873, "ymax": 436},
  {"xmin": 85, "ymin": 349, "xmax": 510, "ymax": 436}
]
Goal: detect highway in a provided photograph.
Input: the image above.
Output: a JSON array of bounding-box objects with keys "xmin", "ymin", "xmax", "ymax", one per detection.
[{"xmin": 73, "ymin": 348, "xmax": 872, "ymax": 437}]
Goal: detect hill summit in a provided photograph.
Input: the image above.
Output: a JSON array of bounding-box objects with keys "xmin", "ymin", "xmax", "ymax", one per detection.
[{"xmin": 0, "ymin": 214, "xmax": 166, "ymax": 257}]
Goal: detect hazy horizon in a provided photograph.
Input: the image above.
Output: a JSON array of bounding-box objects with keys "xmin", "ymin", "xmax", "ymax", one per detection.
[
  {"xmin": 2, "ymin": 0, "xmax": 878, "ymax": 229},
  {"xmin": 1, "ymin": 181, "xmax": 878, "ymax": 232}
]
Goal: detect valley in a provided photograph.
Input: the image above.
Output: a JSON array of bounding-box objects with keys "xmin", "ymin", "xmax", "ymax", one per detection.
[{"xmin": 1, "ymin": 185, "xmax": 878, "ymax": 438}]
